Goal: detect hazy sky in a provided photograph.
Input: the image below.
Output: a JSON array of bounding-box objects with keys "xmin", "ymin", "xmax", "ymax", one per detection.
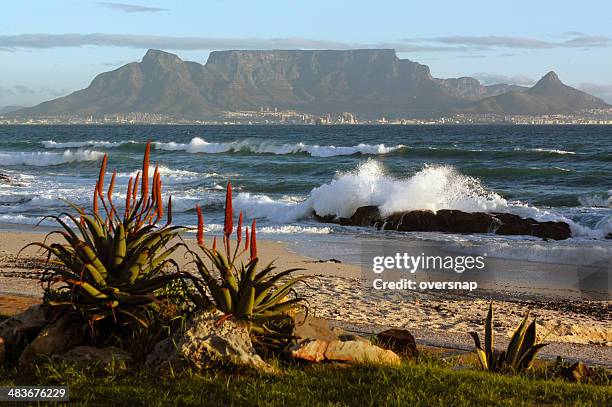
[{"xmin": 2, "ymin": 0, "xmax": 612, "ymax": 106}]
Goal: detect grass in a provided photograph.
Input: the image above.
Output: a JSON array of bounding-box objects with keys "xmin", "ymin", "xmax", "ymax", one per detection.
[{"xmin": 1, "ymin": 358, "xmax": 610, "ymax": 406}]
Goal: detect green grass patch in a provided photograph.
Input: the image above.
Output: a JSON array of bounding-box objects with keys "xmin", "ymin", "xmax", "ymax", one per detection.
[{"xmin": 1, "ymin": 360, "xmax": 610, "ymax": 406}]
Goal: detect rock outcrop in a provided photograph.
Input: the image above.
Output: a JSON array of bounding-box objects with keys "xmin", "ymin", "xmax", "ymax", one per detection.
[
  {"xmin": 316, "ymin": 207, "xmax": 571, "ymax": 240},
  {"xmin": 376, "ymin": 329, "xmax": 418, "ymax": 358},
  {"xmin": 0, "ymin": 304, "xmax": 48, "ymax": 351},
  {"xmin": 290, "ymin": 338, "xmax": 401, "ymax": 365},
  {"xmin": 145, "ymin": 311, "xmax": 274, "ymax": 374},
  {"xmin": 18, "ymin": 314, "xmax": 86, "ymax": 368}
]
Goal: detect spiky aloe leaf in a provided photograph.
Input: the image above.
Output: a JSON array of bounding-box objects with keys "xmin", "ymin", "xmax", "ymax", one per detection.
[
  {"xmin": 112, "ymin": 223, "xmax": 127, "ymax": 267},
  {"xmin": 517, "ymin": 343, "xmax": 547, "ymax": 370},
  {"xmin": 506, "ymin": 311, "xmax": 530, "ymax": 367},
  {"xmin": 485, "ymin": 303, "xmax": 494, "ymax": 363},
  {"xmin": 236, "ymin": 286, "xmax": 255, "ymax": 317}
]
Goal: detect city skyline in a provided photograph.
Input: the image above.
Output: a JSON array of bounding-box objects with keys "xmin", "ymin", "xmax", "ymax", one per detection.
[{"xmin": 2, "ymin": 0, "xmax": 612, "ymax": 107}]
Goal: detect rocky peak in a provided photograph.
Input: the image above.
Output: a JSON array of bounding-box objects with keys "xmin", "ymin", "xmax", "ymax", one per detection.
[
  {"xmin": 531, "ymin": 71, "xmax": 562, "ymax": 90},
  {"xmin": 141, "ymin": 49, "xmax": 183, "ymax": 69}
]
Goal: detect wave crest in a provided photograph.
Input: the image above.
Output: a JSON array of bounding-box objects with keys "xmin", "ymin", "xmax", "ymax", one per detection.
[
  {"xmin": 154, "ymin": 137, "xmax": 405, "ymax": 157},
  {"xmin": 232, "ymin": 161, "xmax": 508, "ymax": 222},
  {"xmin": 0, "ymin": 150, "xmax": 105, "ymax": 166},
  {"xmin": 43, "ymin": 140, "xmax": 136, "ymax": 148}
]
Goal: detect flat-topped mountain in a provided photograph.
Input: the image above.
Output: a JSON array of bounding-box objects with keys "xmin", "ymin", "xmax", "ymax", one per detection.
[{"xmin": 10, "ymin": 49, "xmax": 609, "ymax": 119}]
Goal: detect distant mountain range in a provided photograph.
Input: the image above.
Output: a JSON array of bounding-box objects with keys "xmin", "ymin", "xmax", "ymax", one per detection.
[{"xmin": 8, "ymin": 49, "xmax": 609, "ymax": 119}]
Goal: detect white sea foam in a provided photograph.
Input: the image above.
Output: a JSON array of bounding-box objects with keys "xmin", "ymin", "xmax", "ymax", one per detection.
[
  {"xmin": 514, "ymin": 147, "xmax": 576, "ymax": 155},
  {"xmin": 232, "ymin": 160, "xmax": 508, "ymax": 221},
  {"xmin": 115, "ymin": 165, "xmax": 201, "ymax": 181},
  {"xmin": 231, "ymin": 160, "xmax": 612, "ymax": 239},
  {"xmin": 0, "ymin": 214, "xmax": 57, "ymax": 226},
  {"xmin": 257, "ymin": 225, "xmax": 332, "ymax": 234},
  {"xmin": 307, "ymin": 160, "xmax": 508, "ymax": 218},
  {"xmin": 43, "ymin": 140, "xmax": 135, "ymax": 149},
  {"xmin": 0, "ymin": 150, "xmax": 104, "ymax": 166},
  {"xmin": 184, "ymin": 223, "xmax": 330, "ymax": 235},
  {"xmin": 578, "ymin": 191, "xmax": 612, "ymax": 208},
  {"xmin": 154, "ymin": 137, "xmax": 405, "ymax": 157}
]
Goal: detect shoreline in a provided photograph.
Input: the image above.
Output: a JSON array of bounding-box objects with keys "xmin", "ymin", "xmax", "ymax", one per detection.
[{"xmin": 1, "ymin": 226, "xmax": 610, "ymax": 367}]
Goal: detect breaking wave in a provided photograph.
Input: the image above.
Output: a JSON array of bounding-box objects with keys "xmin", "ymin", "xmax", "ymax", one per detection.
[
  {"xmin": 231, "ymin": 160, "xmax": 612, "ymax": 239},
  {"xmin": 0, "ymin": 150, "xmax": 105, "ymax": 166},
  {"xmin": 42, "ymin": 140, "xmax": 136, "ymax": 149},
  {"xmin": 514, "ymin": 147, "xmax": 576, "ymax": 155},
  {"xmin": 154, "ymin": 137, "xmax": 405, "ymax": 157},
  {"xmin": 233, "ymin": 160, "xmax": 508, "ymax": 222},
  {"xmin": 578, "ymin": 191, "xmax": 612, "ymax": 208}
]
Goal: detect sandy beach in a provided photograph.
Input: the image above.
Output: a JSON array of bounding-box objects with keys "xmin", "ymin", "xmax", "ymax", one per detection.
[{"xmin": 1, "ymin": 227, "xmax": 610, "ymax": 368}]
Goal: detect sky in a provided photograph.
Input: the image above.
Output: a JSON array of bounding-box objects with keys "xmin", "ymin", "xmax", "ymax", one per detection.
[{"xmin": 2, "ymin": 0, "xmax": 612, "ymax": 106}]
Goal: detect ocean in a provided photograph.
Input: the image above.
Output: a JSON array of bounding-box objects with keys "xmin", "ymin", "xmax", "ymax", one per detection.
[{"xmin": 0, "ymin": 124, "xmax": 610, "ymax": 272}]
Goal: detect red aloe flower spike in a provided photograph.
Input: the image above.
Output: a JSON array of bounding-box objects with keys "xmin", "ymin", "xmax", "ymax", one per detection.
[
  {"xmin": 97, "ymin": 154, "xmax": 108, "ymax": 195},
  {"xmin": 156, "ymin": 176, "xmax": 163, "ymax": 219},
  {"xmin": 244, "ymin": 227, "xmax": 249, "ymax": 251},
  {"xmin": 107, "ymin": 170, "xmax": 116, "ymax": 201},
  {"xmin": 152, "ymin": 164, "xmax": 159, "ymax": 203},
  {"xmin": 142, "ymin": 141, "xmax": 151, "ymax": 201},
  {"xmin": 212, "ymin": 236, "xmax": 217, "ymax": 252},
  {"xmin": 125, "ymin": 177, "xmax": 133, "ymax": 217},
  {"xmin": 224, "ymin": 181, "xmax": 233, "ymax": 237},
  {"xmin": 250, "ymin": 219, "xmax": 257, "ymax": 260},
  {"xmin": 93, "ymin": 182, "xmax": 99, "ymax": 215},
  {"xmin": 236, "ymin": 212, "xmax": 243, "ymax": 245},
  {"xmin": 132, "ymin": 171, "xmax": 140, "ymax": 203},
  {"xmin": 196, "ymin": 204, "xmax": 204, "ymax": 245}
]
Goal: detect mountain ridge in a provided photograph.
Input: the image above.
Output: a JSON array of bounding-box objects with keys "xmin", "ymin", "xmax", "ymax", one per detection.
[{"xmin": 9, "ymin": 49, "xmax": 609, "ymax": 119}]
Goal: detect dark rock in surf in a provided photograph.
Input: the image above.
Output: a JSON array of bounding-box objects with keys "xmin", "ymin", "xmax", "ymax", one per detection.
[
  {"xmin": 391, "ymin": 209, "xmax": 501, "ymax": 234},
  {"xmin": 315, "ymin": 206, "xmax": 571, "ymax": 240},
  {"xmin": 349, "ymin": 205, "xmax": 382, "ymax": 227},
  {"xmin": 493, "ymin": 213, "xmax": 571, "ymax": 240}
]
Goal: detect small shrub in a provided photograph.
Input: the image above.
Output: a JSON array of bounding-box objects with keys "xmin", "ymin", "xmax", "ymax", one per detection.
[
  {"xmin": 189, "ymin": 182, "xmax": 308, "ymax": 349},
  {"xmin": 469, "ymin": 303, "xmax": 547, "ymax": 373},
  {"xmin": 24, "ymin": 142, "xmax": 191, "ymax": 343}
]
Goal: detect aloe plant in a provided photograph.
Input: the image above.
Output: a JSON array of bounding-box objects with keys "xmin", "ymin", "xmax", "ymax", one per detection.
[
  {"xmin": 189, "ymin": 182, "xmax": 308, "ymax": 329},
  {"xmin": 25, "ymin": 142, "xmax": 189, "ymax": 334},
  {"xmin": 469, "ymin": 303, "xmax": 547, "ymax": 372}
]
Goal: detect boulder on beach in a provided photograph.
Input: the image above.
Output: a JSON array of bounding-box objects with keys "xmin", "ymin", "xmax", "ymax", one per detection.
[
  {"xmin": 18, "ymin": 314, "xmax": 86, "ymax": 368},
  {"xmin": 315, "ymin": 207, "xmax": 572, "ymax": 240},
  {"xmin": 0, "ymin": 304, "xmax": 48, "ymax": 351},
  {"xmin": 290, "ymin": 338, "xmax": 401, "ymax": 365},
  {"xmin": 145, "ymin": 311, "xmax": 274, "ymax": 374},
  {"xmin": 376, "ymin": 329, "xmax": 418, "ymax": 358}
]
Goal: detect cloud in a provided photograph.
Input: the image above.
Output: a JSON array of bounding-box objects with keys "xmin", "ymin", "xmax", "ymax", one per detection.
[
  {"xmin": 420, "ymin": 34, "xmax": 611, "ymax": 50},
  {"xmin": 0, "ymin": 33, "xmax": 501, "ymax": 53},
  {"xmin": 101, "ymin": 60, "xmax": 129, "ymax": 67},
  {"xmin": 0, "ymin": 86, "xmax": 16, "ymax": 97},
  {"xmin": 0, "ymin": 85, "xmax": 66, "ymax": 98},
  {"xmin": 0, "ymin": 32, "xmax": 609, "ymax": 54},
  {"xmin": 14, "ymin": 85, "xmax": 35, "ymax": 94},
  {"xmin": 578, "ymin": 83, "xmax": 612, "ymax": 103},
  {"xmin": 98, "ymin": 2, "xmax": 168, "ymax": 13},
  {"xmin": 472, "ymin": 72, "xmax": 535, "ymax": 86}
]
